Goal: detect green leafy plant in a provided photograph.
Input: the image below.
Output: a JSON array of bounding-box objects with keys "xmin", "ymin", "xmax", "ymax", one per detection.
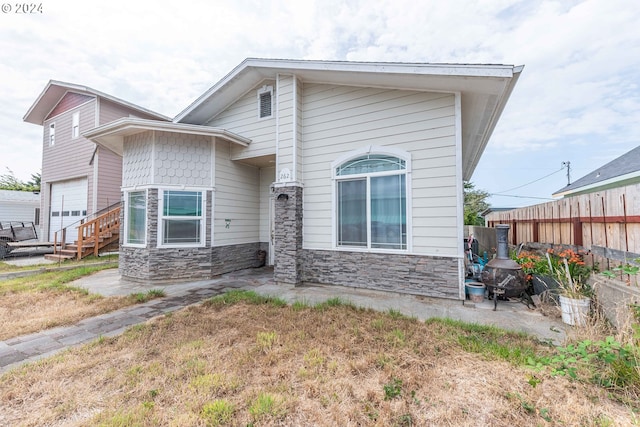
[
  {"xmin": 528, "ymin": 336, "xmax": 639, "ymax": 392},
  {"xmin": 383, "ymin": 378, "xmax": 403, "ymax": 400}
]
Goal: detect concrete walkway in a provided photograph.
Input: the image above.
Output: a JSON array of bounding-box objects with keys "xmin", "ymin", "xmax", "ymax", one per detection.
[{"xmin": 0, "ymin": 267, "xmax": 569, "ymax": 373}]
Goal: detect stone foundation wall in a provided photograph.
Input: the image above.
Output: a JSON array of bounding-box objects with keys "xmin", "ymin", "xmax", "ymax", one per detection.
[
  {"xmin": 120, "ymin": 242, "xmax": 266, "ymax": 282},
  {"xmin": 211, "ymin": 242, "xmax": 265, "ymax": 275},
  {"xmin": 302, "ymin": 249, "xmax": 462, "ymax": 299}
]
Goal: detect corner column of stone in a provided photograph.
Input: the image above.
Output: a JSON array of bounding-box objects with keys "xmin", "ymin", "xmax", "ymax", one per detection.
[{"xmin": 273, "ymin": 184, "xmax": 303, "ymax": 286}]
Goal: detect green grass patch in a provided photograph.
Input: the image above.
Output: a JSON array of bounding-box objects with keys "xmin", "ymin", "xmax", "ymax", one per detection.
[
  {"xmin": 425, "ymin": 317, "xmax": 546, "ymax": 366},
  {"xmin": 201, "ymin": 399, "xmax": 234, "ymax": 426},
  {"xmin": 205, "ymin": 290, "xmax": 287, "ymax": 308},
  {"xmin": 129, "ymin": 289, "xmax": 166, "ymax": 303},
  {"xmin": 248, "ymin": 392, "xmax": 286, "ymax": 420},
  {"xmin": 314, "ymin": 297, "xmax": 357, "ymax": 311},
  {"xmin": 0, "ymin": 263, "xmax": 117, "ymax": 296}
]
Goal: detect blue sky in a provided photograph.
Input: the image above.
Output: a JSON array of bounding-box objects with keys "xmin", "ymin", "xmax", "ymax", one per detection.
[{"xmin": 0, "ymin": 0, "xmax": 638, "ymax": 208}]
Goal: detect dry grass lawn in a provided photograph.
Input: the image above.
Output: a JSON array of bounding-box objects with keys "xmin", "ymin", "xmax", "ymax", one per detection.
[
  {"xmin": 0, "ymin": 264, "xmax": 145, "ymax": 341},
  {"xmin": 1, "ymin": 293, "xmax": 637, "ymax": 426}
]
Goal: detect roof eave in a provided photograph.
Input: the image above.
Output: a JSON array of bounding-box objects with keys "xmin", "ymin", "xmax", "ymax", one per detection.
[
  {"xmin": 23, "ymin": 80, "xmax": 171, "ymax": 125},
  {"xmin": 84, "ymin": 118, "xmax": 251, "ymax": 156},
  {"xmin": 463, "ymin": 65, "xmax": 524, "ymax": 181}
]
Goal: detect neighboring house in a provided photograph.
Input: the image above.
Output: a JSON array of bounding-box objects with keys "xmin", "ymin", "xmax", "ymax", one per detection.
[
  {"xmin": 553, "ymin": 145, "xmax": 640, "ymax": 198},
  {"xmin": 23, "ymin": 81, "xmax": 170, "ymax": 243},
  {"xmin": 86, "ymin": 58, "xmax": 522, "ymax": 300},
  {"xmin": 0, "ymin": 190, "xmax": 40, "ymax": 225}
]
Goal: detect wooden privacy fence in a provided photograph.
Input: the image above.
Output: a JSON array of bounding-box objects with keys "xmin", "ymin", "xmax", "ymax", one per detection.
[{"xmin": 484, "ymin": 183, "xmax": 640, "ymax": 268}]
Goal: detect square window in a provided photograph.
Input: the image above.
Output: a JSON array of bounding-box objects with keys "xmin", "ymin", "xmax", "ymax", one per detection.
[{"xmin": 160, "ymin": 190, "xmax": 205, "ymax": 246}]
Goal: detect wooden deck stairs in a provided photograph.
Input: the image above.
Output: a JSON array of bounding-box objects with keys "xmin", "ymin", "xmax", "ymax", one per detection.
[{"xmin": 45, "ymin": 205, "xmax": 121, "ymax": 261}]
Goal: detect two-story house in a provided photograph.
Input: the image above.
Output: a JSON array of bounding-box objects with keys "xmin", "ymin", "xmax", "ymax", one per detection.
[{"xmin": 23, "ymin": 81, "xmax": 169, "ymax": 243}]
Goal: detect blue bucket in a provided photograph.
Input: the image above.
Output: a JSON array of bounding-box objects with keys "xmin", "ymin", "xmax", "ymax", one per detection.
[{"xmin": 465, "ymin": 282, "xmax": 485, "ymax": 303}]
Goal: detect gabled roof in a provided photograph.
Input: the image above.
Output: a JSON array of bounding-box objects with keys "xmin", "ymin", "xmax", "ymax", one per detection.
[
  {"xmin": 84, "ymin": 118, "xmax": 251, "ymax": 156},
  {"xmin": 553, "ymin": 145, "xmax": 640, "ymax": 197},
  {"xmin": 23, "ymin": 80, "xmax": 171, "ymax": 125},
  {"xmin": 175, "ymin": 58, "xmax": 523, "ymax": 180}
]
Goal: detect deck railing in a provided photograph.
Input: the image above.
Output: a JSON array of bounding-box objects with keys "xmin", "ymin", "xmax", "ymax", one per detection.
[{"xmin": 75, "ymin": 206, "xmax": 121, "ymax": 260}]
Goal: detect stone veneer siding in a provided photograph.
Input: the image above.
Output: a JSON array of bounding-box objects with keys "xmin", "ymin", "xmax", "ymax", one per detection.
[
  {"xmin": 301, "ymin": 249, "xmax": 461, "ymax": 299},
  {"xmin": 273, "ymin": 184, "xmax": 303, "ymax": 285},
  {"xmin": 119, "ymin": 189, "xmax": 266, "ymax": 282}
]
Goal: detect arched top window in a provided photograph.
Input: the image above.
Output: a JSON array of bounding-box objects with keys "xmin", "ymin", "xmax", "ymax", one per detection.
[
  {"xmin": 334, "ymin": 151, "xmax": 408, "ymax": 251},
  {"xmin": 336, "ymin": 155, "xmax": 406, "ymax": 176}
]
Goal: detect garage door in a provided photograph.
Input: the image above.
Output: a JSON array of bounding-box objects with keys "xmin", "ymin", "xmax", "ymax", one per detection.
[{"xmin": 50, "ymin": 178, "xmax": 88, "ymax": 243}]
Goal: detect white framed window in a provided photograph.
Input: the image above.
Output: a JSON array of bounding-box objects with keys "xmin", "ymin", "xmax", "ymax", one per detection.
[
  {"xmin": 158, "ymin": 189, "xmax": 206, "ymax": 247},
  {"xmin": 49, "ymin": 123, "xmax": 55, "ymax": 146},
  {"xmin": 333, "ymin": 149, "xmax": 410, "ymax": 251},
  {"xmin": 125, "ymin": 190, "xmax": 147, "ymax": 246},
  {"xmin": 257, "ymin": 85, "xmax": 273, "ymax": 119},
  {"xmin": 71, "ymin": 112, "xmax": 80, "ymax": 138}
]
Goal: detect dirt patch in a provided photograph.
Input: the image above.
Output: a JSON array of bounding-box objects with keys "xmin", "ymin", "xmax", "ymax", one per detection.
[{"xmin": 0, "ymin": 300, "xmax": 634, "ymax": 426}]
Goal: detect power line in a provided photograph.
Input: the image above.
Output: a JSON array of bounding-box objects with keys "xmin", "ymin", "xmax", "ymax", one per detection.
[
  {"xmin": 493, "ymin": 167, "xmax": 564, "ymax": 194},
  {"xmin": 489, "ymin": 193, "xmax": 555, "ymax": 200}
]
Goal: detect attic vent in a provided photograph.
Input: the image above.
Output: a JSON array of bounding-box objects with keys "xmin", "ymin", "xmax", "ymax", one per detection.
[{"xmin": 258, "ymin": 86, "xmax": 273, "ymax": 119}]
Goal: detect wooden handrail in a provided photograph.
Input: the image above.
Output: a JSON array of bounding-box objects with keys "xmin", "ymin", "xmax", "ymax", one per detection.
[{"xmin": 76, "ymin": 206, "xmax": 121, "ymax": 260}]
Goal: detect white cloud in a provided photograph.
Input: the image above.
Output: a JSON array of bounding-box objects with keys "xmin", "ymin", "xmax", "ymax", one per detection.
[{"xmin": 0, "ymin": 0, "xmax": 638, "ymax": 202}]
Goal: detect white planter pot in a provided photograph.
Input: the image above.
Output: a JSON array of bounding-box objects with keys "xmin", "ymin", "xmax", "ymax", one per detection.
[{"xmin": 559, "ymin": 295, "xmax": 591, "ymax": 326}]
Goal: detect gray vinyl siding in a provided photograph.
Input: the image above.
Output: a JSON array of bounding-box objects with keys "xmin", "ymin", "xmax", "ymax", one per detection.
[
  {"xmin": 205, "ymin": 81, "xmax": 277, "ymax": 161},
  {"xmin": 301, "ymin": 84, "xmax": 458, "ymax": 256},
  {"xmin": 213, "ymin": 141, "xmax": 261, "ymax": 246},
  {"xmin": 0, "ymin": 192, "xmax": 40, "ymax": 223}
]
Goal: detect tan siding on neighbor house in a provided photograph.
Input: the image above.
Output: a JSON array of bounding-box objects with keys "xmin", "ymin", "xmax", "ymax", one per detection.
[
  {"xmin": 46, "ymin": 92, "xmax": 94, "ymax": 120},
  {"xmin": 41, "ymin": 100, "xmax": 97, "ymax": 240},
  {"xmin": 213, "ymin": 140, "xmax": 261, "ymax": 246},
  {"xmin": 98, "ymin": 99, "xmax": 162, "ymax": 125},
  {"xmin": 301, "ymin": 83, "xmax": 458, "ymax": 256},
  {"xmin": 96, "ymin": 147, "xmax": 123, "ymax": 210},
  {"xmin": 206, "ymin": 81, "xmax": 277, "ymax": 161}
]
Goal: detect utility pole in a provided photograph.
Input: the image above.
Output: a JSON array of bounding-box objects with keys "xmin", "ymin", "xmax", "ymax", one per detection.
[{"xmin": 561, "ymin": 161, "xmax": 571, "ymax": 186}]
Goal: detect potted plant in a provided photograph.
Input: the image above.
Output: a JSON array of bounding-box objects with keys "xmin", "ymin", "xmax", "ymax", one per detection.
[{"xmin": 549, "ymin": 249, "xmax": 593, "ymax": 326}]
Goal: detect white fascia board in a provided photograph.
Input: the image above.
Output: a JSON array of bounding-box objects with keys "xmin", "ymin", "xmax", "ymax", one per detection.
[
  {"xmin": 84, "ymin": 118, "xmax": 251, "ymax": 155},
  {"xmin": 174, "ymin": 58, "xmax": 521, "ymax": 123}
]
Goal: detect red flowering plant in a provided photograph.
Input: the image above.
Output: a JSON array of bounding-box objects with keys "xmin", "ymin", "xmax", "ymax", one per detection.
[{"xmin": 511, "ymin": 250, "xmax": 551, "ymax": 283}]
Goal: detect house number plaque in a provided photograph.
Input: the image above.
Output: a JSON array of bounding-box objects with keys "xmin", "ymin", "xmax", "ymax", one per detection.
[{"xmin": 279, "ymin": 168, "xmax": 292, "ymax": 182}]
